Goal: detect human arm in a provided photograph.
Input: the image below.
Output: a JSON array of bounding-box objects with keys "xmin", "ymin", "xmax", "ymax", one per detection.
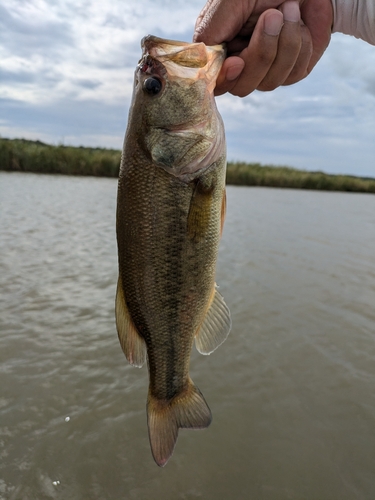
[{"xmin": 332, "ymin": 0, "xmax": 375, "ymax": 45}]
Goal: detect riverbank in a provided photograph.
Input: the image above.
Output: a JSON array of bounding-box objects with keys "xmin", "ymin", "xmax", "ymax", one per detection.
[{"xmin": 1, "ymin": 137, "xmax": 374, "ymax": 193}]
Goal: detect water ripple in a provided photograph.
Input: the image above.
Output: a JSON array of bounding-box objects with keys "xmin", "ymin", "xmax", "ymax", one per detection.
[{"xmin": 1, "ymin": 174, "xmax": 375, "ymax": 499}]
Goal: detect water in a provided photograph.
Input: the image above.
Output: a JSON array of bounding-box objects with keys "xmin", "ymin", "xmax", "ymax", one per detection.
[{"xmin": 0, "ymin": 171, "xmax": 375, "ymax": 500}]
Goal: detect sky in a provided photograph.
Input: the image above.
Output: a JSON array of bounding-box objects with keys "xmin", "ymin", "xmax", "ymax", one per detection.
[{"xmin": 1, "ymin": 0, "xmax": 375, "ymax": 178}]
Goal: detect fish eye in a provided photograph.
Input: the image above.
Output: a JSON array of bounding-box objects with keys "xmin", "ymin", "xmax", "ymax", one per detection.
[{"xmin": 143, "ymin": 77, "xmax": 162, "ymax": 95}]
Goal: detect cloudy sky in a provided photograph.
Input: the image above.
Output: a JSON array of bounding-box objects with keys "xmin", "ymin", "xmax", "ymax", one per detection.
[{"xmin": 1, "ymin": 0, "xmax": 375, "ymax": 177}]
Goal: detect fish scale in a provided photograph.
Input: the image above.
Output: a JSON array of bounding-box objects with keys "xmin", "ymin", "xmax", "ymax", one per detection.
[{"xmin": 116, "ymin": 35, "xmax": 231, "ymax": 467}]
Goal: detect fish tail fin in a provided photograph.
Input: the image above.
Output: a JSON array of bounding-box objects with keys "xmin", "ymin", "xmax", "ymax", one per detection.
[{"xmin": 147, "ymin": 380, "xmax": 212, "ymax": 467}]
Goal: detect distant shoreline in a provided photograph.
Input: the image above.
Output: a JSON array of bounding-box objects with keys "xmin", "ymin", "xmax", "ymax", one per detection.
[{"xmin": 1, "ymin": 137, "xmax": 374, "ymax": 193}]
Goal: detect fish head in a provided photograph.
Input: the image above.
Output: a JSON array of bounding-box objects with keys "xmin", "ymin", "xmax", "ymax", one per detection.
[{"xmin": 129, "ymin": 35, "xmax": 226, "ymax": 180}]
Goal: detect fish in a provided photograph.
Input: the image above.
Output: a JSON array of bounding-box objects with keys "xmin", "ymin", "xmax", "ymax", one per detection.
[{"xmin": 115, "ymin": 35, "xmax": 231, "ymax": 467}]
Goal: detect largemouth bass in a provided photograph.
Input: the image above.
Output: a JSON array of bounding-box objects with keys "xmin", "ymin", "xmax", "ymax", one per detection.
[{"xmin": 116, "ymin": 35, "xmax": 231, "ymax": 467}]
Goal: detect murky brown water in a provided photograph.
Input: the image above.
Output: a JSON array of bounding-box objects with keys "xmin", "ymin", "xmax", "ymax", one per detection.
[{"xmin": 1, "ymin": 171, "xmax": 375, "ymax": 500}]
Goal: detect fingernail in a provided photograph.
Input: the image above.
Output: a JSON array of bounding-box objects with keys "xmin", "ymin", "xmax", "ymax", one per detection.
[
  {"xmin": 226, "ymin": 64, "xmax": 243, "ymax": 82},
  {"xmin": 264, "ymin": 11, "xmax": 283, "ymax": 36},
  {"xmin": 282, "ymin": 1, "xmax": 300, "ymax": 23}
]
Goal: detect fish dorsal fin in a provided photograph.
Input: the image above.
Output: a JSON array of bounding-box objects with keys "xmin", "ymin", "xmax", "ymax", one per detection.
[
  {"xmin": 195, "ymin": 286, "xmax": 231, "ymax": 355},
  {"xmin": 115, "ymin": 277, "xmax": 147, "ymax": 368}
]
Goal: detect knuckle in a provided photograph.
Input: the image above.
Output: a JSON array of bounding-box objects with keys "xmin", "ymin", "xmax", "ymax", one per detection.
[
  {"xmin": 285, "ymin": 63, "xmax": 308, "ymax": 85},
  {"xmin": 279, "ymin": 34, "xmax": 303, "ymax": 57},
  {"xmin": 230, "ymin": 87, "xmax": 251, "ymax": 98},
  {"xmin": 257, "ymin": 80, "xmax": 279, "ymax": 92},
  {"xmin": 257, "ymin": 51, "xmax": 277, "ymax": 67}
]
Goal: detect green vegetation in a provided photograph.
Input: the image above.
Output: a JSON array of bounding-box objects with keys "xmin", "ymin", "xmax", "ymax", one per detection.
[
  {"xmin": 0, "ymin": 137, "xmax": 121, "ymax": 177},
  {"xmin": 1, "ymin": 137, "xmax": 375, "ymax": 193},
  {"xmin": 226, "ymin": 162, "xmax": 375, "ymax": 193}
]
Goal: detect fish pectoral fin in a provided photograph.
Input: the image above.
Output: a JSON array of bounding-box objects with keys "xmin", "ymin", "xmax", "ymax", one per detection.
[
  {"xmin": 147, "ymin": 381, "xmax": 212, "ymax": 467},
  {"xmin": 195, "ymin": 285, "xmax": 231, "ymax": 355},
  {"xmin": 220, "ymin": 188, "xmax": 226, "ymax": 237},
  {"xmin": 115, "ymin": 277, "xmax": 146, "ymax": 368}
]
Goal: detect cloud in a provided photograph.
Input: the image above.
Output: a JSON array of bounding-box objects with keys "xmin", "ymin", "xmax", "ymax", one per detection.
[
  {"xmin": 0, "ymin": 0, "xmax": 202, "ymax": 106},
  {"xmin": 0, "ymin": 0, "xmax": 374, "ymax": 177},
  {"xmin": 216, "ymin": 38, "xmax": 375, "ymax": 177},
  {"xmin": 1, "ymin": 95, "xmax": 128, "ymax": 159},
  {"xmin": 0, "ymin": 1, "xmax": 73, "ymax": 58}
]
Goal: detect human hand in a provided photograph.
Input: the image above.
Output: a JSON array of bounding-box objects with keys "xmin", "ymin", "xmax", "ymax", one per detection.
[{"xmin": 193, "ymin": 0, "xmax": 333, "ymax": 97}]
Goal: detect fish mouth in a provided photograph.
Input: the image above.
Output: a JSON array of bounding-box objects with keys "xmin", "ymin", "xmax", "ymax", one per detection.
[{"xmin": 138, "ymin": 35, "xmax": 226, "ymax": 94}]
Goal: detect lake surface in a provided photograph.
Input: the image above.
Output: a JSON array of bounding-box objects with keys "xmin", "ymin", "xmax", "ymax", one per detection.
[{"xmin": 0, "ymin": 171, "xmax": 374, "ymax": 500}]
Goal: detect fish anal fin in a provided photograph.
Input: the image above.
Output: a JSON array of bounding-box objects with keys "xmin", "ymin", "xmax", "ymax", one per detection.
[
  {"xmin": 115, "ymin": 277, "xmax": 146, "ymax": 368},
  {"xmin": 147, "ymin": 381, "xmax": 212, "ymax": 467},
  {"xmin": 195, "ymin": 285, "xmax": 231, "ymax": 355}
]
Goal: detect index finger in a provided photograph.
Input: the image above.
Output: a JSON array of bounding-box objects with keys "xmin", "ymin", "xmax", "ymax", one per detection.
[{"xmin": 215, "ymin": 9, "xmax": 284, "ymax": 97}]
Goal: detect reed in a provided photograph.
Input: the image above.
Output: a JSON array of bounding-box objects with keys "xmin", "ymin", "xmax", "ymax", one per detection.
[
  {"xmin": 0, "ymin": 137, "xmax": 121, "ymax": 177},
  {"xmin": 1, "ymin": 138, "xmax": 374, "ymax": 193},
  {"xmin": 226, "ymin": 162, "xmax": 375, "ymax": 193}
]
